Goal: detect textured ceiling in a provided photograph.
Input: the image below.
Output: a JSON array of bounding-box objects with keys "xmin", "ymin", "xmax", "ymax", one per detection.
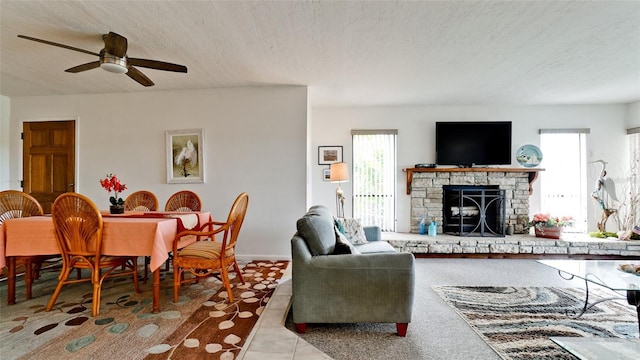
[{"xmin": 1, "ymin": 1, "xmax": 639, "ymax": 106}]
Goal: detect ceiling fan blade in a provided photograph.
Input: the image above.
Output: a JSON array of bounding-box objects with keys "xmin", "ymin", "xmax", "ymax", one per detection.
[
  {"xmin": 65, "ymin": 61, "xmax": 100, "ymax": 73},
  {"xmin": 128, "ymin": 58, "xmax": 188, "ymax": 73},
  {"xmin": 126, "ymin": 66, "xmax": 154, "ymax": 87},
  {"xmin": 17, "ymin": 35, "xmax": 99, "ymax": 57},
  {"xmin": 103, "ymin": 32, "xmax": 128, "ymax": 58}
]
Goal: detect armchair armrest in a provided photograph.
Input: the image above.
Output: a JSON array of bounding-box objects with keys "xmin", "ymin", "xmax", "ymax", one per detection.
[{"xmin": 363, "ymin": 225, "xmax": 381, "ymax": 241}]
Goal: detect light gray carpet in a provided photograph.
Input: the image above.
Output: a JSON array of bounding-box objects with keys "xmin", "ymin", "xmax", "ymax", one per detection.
[{"xmin": 286, "ymin": 258, "xmax": 599, "ymax": 360}]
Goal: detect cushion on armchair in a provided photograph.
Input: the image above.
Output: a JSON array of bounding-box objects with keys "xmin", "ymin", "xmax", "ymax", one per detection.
[
  {"xmin": 296, "ymin": 205, "xmax": 336, "ymax": 255},
  {"xmin": 333, "ymin": 226, "xmax": 359, "ymax": 255},
  {"xmin": 335, "ymin": 218, "xmax": 368, "ymax": 245}
]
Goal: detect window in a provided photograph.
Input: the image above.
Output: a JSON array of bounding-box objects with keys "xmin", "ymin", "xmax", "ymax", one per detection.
[
  {"xmin": 351, "ymin": 130, "xmax": 397, "ymax": 231},
  {"xmin": 623, "ymin": 128, "xmax": 639, "ymax": 232},
  {"xmin": 539, "ymin": 129, "xmax": 588, "ymax": 233}
]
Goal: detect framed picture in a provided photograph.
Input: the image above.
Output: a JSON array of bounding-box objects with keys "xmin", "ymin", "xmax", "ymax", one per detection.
[
  {"xmin": 323, "ymin": 168, "xmax": 331, "ymax": 181},
  {"xmin": 166, "ymin": 128, "xmax": 205, "ymax": 184},
  {"xmin": 318, "ymin": 145, "xmax": 343, "ymax": 165}
]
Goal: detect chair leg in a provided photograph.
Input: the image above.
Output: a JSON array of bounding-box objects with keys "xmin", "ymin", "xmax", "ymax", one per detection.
[
  {"xmin": 173, "ymin": 266, "xmax": 181, "ymax": 303},
  {"xmin": 130, "ymin": 257, "xmax": 141, "ymax": 293},
  {"xmin": 46, "ymin": 267, "xmax": 71, "ymax": 312},
  {"xmin": 294, "ymin": 323, "xmax": 307, "ymax": 334},
  {"xmin": 233, "ymin": 260, "xmax": 245, "ymax": 285},
  {"xmin": 92, "ymin": 280, "xmax": 101, "ymax": 317},
  {"xmin": 24, "ymin": 258, "xmax": 33, "ymax": 300},
  {"xmin": 220, "ymin": 266, "xmax": 234, "ymax": 302},
  {"xmin": 396, "ymin": 323, "xmax": 408, "ymax": 337},
  {"xmin": 32, "ymin": 258, "xmax": 44, "ymax": 280},
  {"xmin": 165, "ymin": 253, "xmax": 173, "ymax": 271},
  {"xmin": 143, "ymin": 256, "xmax": 150, "ymax": 284}
]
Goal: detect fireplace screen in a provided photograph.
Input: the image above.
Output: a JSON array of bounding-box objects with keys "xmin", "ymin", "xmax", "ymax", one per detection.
[{"xmin": 443, "ymin": 185, "xmax": 506, "ymax": 237}]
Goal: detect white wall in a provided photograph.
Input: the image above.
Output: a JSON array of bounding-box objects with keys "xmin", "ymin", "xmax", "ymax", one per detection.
[
  {"xmin": 2, "ymin": 92, "xmax": 634, "ymax": 251},
  {"xmin": 627, "ymin": 100, "xmax": 640, "ymax": 128},
  {"xmin": 6, "ymin": 87, "xmax": 308, "ymax": 259},
  {"xmin": 311, "ymin": 105, "xmax": 629, "ymax": 232},
  {"xmin": 0, "ymin": 95, "xmax": 10, "ymax": 190}
]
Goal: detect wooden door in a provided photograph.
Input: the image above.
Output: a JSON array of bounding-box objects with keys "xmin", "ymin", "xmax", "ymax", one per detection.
[{"xmin": 23, "ymin": 121, "xmax": 76, "ymax": 213}]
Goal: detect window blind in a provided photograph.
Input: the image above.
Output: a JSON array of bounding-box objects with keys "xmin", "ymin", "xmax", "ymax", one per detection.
[{"xmin": 352, "ymin": 130, "xmax": 397, "ymax": 231}]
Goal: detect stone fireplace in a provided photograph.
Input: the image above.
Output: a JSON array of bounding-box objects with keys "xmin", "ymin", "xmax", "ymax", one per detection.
[{"xmin": 406, "ymin": 168, "xmax": 540, "ymax": 234}]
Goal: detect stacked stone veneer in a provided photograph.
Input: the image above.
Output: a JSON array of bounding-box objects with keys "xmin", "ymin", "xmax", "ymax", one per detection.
[
  {"xmin": 410, "ymin": 170, "xmax": 531, "ymax": 234},
  {"xmin": 383, "ymin": 233, "xmax": 640, "ymax": 257}
]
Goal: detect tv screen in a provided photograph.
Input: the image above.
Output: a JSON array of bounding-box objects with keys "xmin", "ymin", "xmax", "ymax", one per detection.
[{"xmin": 435, "ymin": 121, "xmax": 512, "ymax": 167}]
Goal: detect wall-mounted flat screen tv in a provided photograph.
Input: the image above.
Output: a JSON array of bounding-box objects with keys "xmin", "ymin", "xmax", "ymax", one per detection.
[{"xmin": 435, "ymin": 121, "xmax": 512, "ymax": 167}]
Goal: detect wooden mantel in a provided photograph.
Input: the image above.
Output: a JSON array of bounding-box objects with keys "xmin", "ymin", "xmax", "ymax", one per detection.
[{"xmin": 403, "ymin": 167, "xmax": 544, "ymax": 195}]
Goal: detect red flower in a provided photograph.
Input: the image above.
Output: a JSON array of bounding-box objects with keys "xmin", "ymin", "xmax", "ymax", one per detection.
[{"xmin": 99, "ymin": 174, "xmax": 127, "ymax": 206}]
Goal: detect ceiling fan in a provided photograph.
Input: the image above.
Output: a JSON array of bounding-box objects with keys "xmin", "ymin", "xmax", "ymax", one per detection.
[{"xmin": 18, "ymin": 32, "xmax": 187, "ymax": 87}]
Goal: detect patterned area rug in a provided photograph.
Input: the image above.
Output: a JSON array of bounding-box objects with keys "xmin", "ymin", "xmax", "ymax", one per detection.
[
  {"xmin": 432, "ymin": 286, "xmax": 639, "ymax": 359},
  {"xmin": 0, "ymin": 260, "xmax": 287, "ymax": 360}
]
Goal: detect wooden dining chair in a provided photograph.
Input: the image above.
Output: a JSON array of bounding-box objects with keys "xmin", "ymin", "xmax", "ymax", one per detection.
[
  {"xmin": 163, "ymin": 190, "xmax": 202, "ymax": 271},
  {"xmin": 124, "ymin": 190, "xmax": 159, "ymax": 283},
  {"xmin": 172, "ymin": 192, "xmax": 249, "ymax": 302},
  {"xmin": 164, "ymin": 190, "xmax": 202, "ymax": 212},
  {"xmin": 0, "ymin": 190, "xmax": 53, "ymax": 300},
  {"xmin": 46, "ymin": 192, "xmax": 141, "ymax": 316},
  {"xmin": 125, "ymin": 190, "xmax": 159, "ymax": 212}
]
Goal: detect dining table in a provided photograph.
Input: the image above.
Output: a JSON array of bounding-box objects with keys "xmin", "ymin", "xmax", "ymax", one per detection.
[{"xmin": 0, "ymin": 210, "xmax": 212, "ymax": 313}]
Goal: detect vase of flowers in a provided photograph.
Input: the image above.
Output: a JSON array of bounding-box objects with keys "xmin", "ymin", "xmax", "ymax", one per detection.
[
  {"xmin": 99, "ymin": 173, "xmax": 127, "ymax": 214},
  {"xmin": 530, "ymin": 213, "xmax": 574, "ymax": 239}
]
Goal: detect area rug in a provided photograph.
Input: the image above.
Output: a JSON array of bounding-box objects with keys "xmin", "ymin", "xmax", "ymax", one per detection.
[
  {"xmin": 432, "ymin": 286, "xmax": 639, "ymax": 359},
  {"xmin": 0, "ymin": 260, "xmax": 288, "ymax": 360}
]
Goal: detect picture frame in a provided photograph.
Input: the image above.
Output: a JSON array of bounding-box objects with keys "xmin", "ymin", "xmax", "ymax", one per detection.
[
  {"xmin": 166, "ymin": 128, "xmax": 205, "ymax": 184},
  {"xmin": 318, "ymin": 145, "xmax": 343, "ymax": 165},
  {"xmin": 323, "ymin": 168, "xmax": 332, "ymax": 181}
]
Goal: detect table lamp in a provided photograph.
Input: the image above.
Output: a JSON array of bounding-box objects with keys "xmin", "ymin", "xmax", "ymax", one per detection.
[{"xmin": 330, "ymin": 162, "xmax": 349, "ymax": 218}]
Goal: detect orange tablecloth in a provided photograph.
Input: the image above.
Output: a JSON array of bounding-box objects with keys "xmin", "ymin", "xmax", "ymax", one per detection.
[
  {"xmin": 0, "ymin": 211, "xmax": 212, "ymax": 270},
  {"xmin": 0, "ymin": 211, "xmax": 212, "ymax": 311},
  {"xmin": 0, "ymin": 217, "xmax": 180, "ymax": 271}
]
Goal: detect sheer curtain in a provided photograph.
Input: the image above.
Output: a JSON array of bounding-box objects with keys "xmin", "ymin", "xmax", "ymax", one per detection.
[
  {"xmin": 624, "ymin": 128, "xmax": 639, "ymax": 232},
  {"xmin": 539, "ymin": 129, "xmax": 588, "ymax": 233},
  {"xmin": 351, "ymin": 130, "xmax": 397, "ymax": 231}
]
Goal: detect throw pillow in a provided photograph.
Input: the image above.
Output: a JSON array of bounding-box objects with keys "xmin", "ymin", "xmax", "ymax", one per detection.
[
  {"xmin": 335, "ymin": 218, "xmax": 368, "ymax": 245},
  {"xmin": 332, "ymin": 226, "xmax": 359, "ymax": 255},
  {"xmin": 334, "ymin": 217, "xmax": 345, "ymax": 235}
]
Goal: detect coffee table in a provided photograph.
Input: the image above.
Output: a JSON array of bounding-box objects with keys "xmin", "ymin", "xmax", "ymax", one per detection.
[
  {"xmin": 549, "ymin": 337, "xmax": 640, "ymax": 360},
  {"xmin": 538, "ymin": 260, "xmax": 640, "ymax": 335}
]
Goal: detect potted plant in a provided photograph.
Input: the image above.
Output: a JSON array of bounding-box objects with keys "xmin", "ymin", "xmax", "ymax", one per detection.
[
  {"xmin": 99, "ymin": 174, "xmax": 127, "ymax": 214},
  {"xmin": 530, "ymin": 213, "xmax": 574, "ymax": 239}
]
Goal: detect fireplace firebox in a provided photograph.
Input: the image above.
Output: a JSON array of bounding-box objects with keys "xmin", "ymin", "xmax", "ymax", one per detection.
[{"xmin": 443, "ymin": 185, "xmax": 506, "ymax": 237}]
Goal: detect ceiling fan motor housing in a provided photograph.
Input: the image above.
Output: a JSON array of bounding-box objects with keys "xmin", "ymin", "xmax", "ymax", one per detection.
[{"xmin": 100, "ymin": 51, "xmax": 128, "ymax": 74}]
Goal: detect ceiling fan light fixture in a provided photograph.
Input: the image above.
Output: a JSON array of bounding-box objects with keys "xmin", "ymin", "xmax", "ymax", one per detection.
[{"xmin": 100, "ymin": 53, "xmax": 128, "ymax": 74}]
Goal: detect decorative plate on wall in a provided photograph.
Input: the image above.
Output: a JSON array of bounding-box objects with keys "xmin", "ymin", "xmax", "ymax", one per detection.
[{"xmin": 516, "ymin": 144, "xmax": 543, "ymax": 168}]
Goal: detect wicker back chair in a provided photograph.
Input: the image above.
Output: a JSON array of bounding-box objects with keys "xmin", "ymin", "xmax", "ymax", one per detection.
[
  {"xmin": 0, "ymin": 190, "xmax": 44, "ymax": 224},
  {"xmin": 172, "ymin": 192, "xmax": 249, "ymax": 302},
  {"xmin": 46, "ymin": 192, "xmax": 140, "ymax": 316},
  {"xmin": 0, "ymin": 190, "xmax": 49, "ymax": 300},
  {"xmin": 125, "ymin": 190, "xmax": 159, "ymax": 212},
  {"xmin": 164, "ymin": 190, "xmax": 202, "ymax": 212},
  {"xmin": 124, "ymin": 190, "xmax": 159, "ymax": 282}
]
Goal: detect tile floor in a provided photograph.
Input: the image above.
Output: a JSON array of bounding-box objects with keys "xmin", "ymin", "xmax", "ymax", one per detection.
[{"xmin": 238, "ymin": 264, "xmax": 332, "ymax": 360}]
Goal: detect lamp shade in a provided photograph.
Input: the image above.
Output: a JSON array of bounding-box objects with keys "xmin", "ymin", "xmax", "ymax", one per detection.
[{"xmin": 330, "ymin": 162, "xmax": 349, "ymax": 182}]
